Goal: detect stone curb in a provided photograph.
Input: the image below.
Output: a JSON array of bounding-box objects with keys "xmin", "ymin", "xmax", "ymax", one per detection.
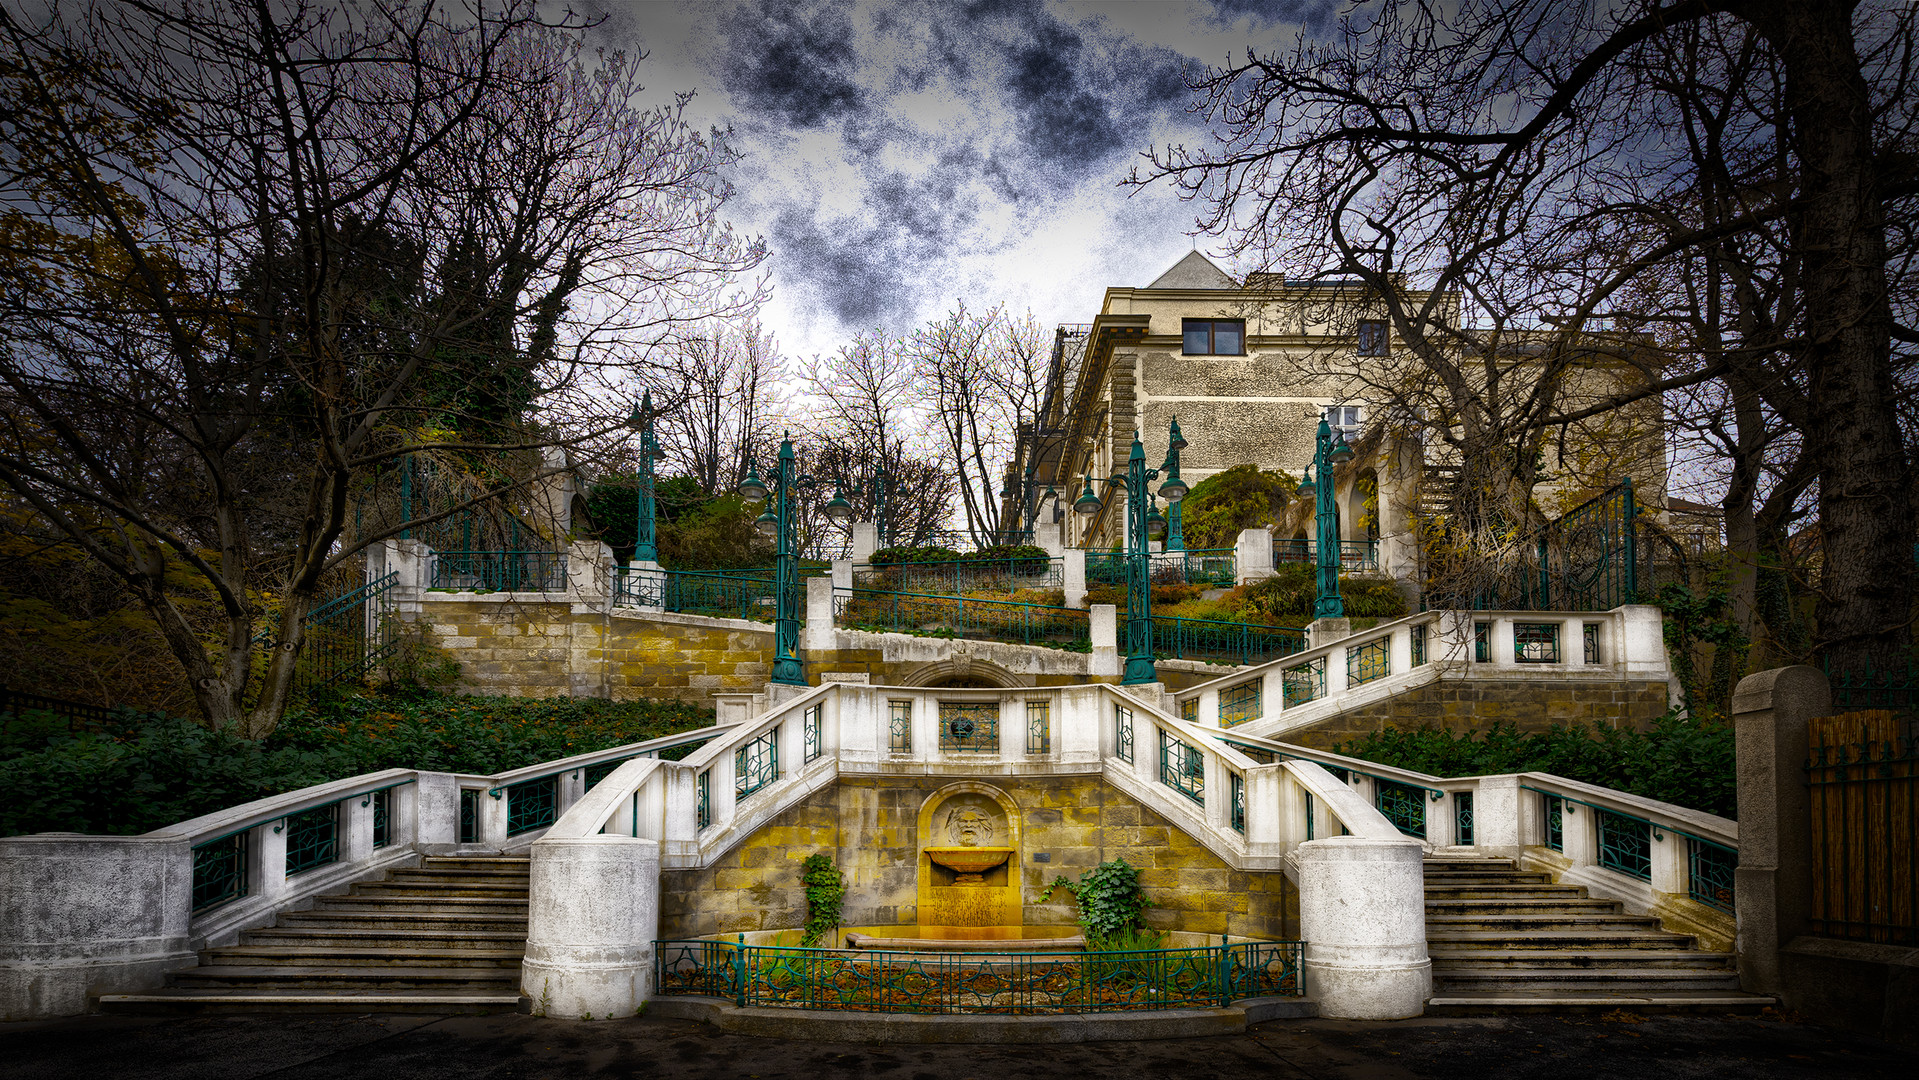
[{"xmin": 644, "ymin": 995, "xmax": 1316, "ymax": 1043}]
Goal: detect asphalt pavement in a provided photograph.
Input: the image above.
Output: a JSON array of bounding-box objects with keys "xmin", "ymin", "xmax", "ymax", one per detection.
[{"xmin": 1, "ymin": 1008, "xmax": 1913, "ymax": 1080}]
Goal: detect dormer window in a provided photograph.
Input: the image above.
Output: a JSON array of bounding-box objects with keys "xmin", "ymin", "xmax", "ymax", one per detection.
[
  {"xmin": 1357, "ymin": 320, "xmax": 1389, "ymax": 356},
  {"xmin": 1183, "ymin": 319, "xmax": 1244, "ymax": 355}
]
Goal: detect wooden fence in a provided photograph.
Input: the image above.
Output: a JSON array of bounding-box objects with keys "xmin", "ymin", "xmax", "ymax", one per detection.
[{"xmin": 1807, "ymin": 710, "xmax": 1918, "ymax": 946}]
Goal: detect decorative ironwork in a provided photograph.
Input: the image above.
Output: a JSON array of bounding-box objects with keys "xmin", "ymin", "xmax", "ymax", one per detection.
[
  {"xmin": 735, "ymin": 727, "xmax": 781, "ymax": 800},
  {"xmin": 1180, "ymin": 697, "xmax": 1197, "ymax": 722},
  {"xmin": 1411, "ymin": 624, "xmax": 1426, "ymax": 667},
  {"xmin": 1347, "ymin": 637, "xmax": 1390, "ymax": 686},
  {"xmin": 861, "ymin": 555, "xmax": 1062, "ymax": 596},
  {"xmin": 1523, "ymin": 479, "xmax": 1643, "ymax": 611},
  {"xmin": 1282, "ymin": 657, "xmax": 1325, "ymax": 707},
  {"xmin": 1454, "ymin": 792, "xmax": 1474, "ymax": 846},
  {"xmin": 1514, "ymin": 622, "xmax": 1560, "ymax": 663},
  {"xmin": 804, "ymin": 704, "xmax": 822, "ymax": 764},
  {"xmin": 1474, "ymin": 622, "xmax": 1490, "ymax": 663},
  {"xmin": 1115, "ymin": 704, "xmax": 1134, "ymax": 764},
  {"xmin": 1375, "ymin": 780, "xmax": 1426, "ymax": 839},
  {"xmin": 1271, "ymin": 538, "xmax": 1379, "ymax": 571},
  {"xmin": 1219, "ymin": 680, "xmax": 1262, "ymax": 728},
  {"xmin": 1544, "ymin": 793, "xmax": 1565, "ymax": 852},
  {"xmin": 1151, "ymin": 616, "xmax": 1305, "ymax": 667},
  {"xmin": 1597, "ymin": 809, "xmax": 1652, "ymax": 880},
  {"xmin": 1689, "ymin": 838, "xmax": 1736, "ymax": 912},
  {"xmin": 1230, "ymin": 773, "xmax": 1245, "ymax": 834},
  {"xmin": 1583, "ymin": 622, "xmax": 1601, "ymax": 664},
  {"xmin": 1026, "ymin": 700, "xmax": 1051, "ymax": 755},
  {"xmin": 939, "ymin": 702, "xmax": 1001, "ymax": 752},
  {"xmin": 1304, "ymin": 791, "xmax": 1315, "ymax": 841},
  {"xmin": 507, "ymin": 776, "xmax": 558, "ymax": 836},
  {"xmin": 1159, "ymin": 729, "xmax": 1205, "ymax": 806},
  {"xmin": 191, "ymin": 833, "xmax": 248, "ymax": 913},
  {"xmin": 697, "ymin": 770, "xmax": 711, "ymax": 829},
  {"xmin": 888, "ymin": 700, "xmax": 912, "ymax": 753},
  {"xmin": 370, "ymin": 789, "xmax": 391, "ymax": 849},
  {"xmin": 429, "ymin": 551, "xmax": 568, "ymax": 592},
  {"xmin": 283, "ymin": 803, "xmax": 338, "ymax": 876},
  {"xmin": 654, "ymin": 938, "xmax": 1305, "ymax": 1013},
  {"xmin": 584, "ymin": 758, "xmax": 626, "ymax": 790},
  {"xmin": 459, "ymin": 789, "xmax": 480, "ymax": 843},
  {"xmin": 834, "ymin": 588, "xmax": 1091, "ymax": 651}
]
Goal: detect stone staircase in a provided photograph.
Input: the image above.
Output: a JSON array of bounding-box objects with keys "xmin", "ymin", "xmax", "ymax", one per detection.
[
  {"xmin": 98, "ymin": 855, "xmax": 530, "ymax": 1015},
  {"xmin": 1421, "ymin": 856, "xmax": 1767, "ymax": 1013}
]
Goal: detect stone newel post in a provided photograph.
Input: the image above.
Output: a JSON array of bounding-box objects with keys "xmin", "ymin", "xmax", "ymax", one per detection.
[
  {"xmin": 521, "ymin": 837, "xmax": 661, "ymax": 1020},
  {"xmin": 1295, "ymin": 836, "xmax": 1430, "ymax": 1019}
]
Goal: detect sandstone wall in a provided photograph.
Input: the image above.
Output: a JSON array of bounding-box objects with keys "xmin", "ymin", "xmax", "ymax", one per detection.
[
  {"xmin": 658, "ymin": 774, "xmax": 1296, "ymax": 942},
  {"xmin": 1280, "ymin": 676, "xmax": 1671, "ymax": 751}
]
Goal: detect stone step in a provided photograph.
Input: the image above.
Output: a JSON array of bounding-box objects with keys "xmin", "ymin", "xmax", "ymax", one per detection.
[
  {"xmin": 1425, "ymin": 899, "xmax": 1623, "ymax": 916},
  {"xmin": 274, "ymin": 909, "xmax": 528, "ymax": 932},
  {"xmin": 349, "ymin": 882, "xmax": 529, "ymax": 899},
  {"xmin": 1421, "ymin": 873, "xmax": 1555, "ymax": 886},
  {"xmin": 1422, "ymin": 886, "xmax": 1592, "ymax": 900},
  {"xmin": 1427, "ymin": 930, "xmax": 1698, "ymax": 951},
  {"xmin": 201, "ymin": 945, "xmax": 523, "ymax": 969},
  {"xmin": 1429, "ymin": 949, "xmax": 1735, "ymax": 971},
  {"xmin": 168, "ymin": 964, "xmax": 520, "ymax": 990},
  {"xmin": 387, "ymin": 869, "xmax": 531, "ymax": 886},
  {"xmin": 1424, "ymin": 913, "xmax": 1661, "ymax": 932},
  {"xmin": 312, "ymin": 894, "xmax": 529, "ymax": 915},
  {"xmin": 1425, "ymin": 990, "xmax": 1775, "ymax": 1016},
  {"xmin": 247, "ymin": 926, "xmax": 528, "ymax": 950},
  {"xmin": 1432, "ymin": 967, "xmax": 1743, "ymax": 993},
  {"xmin": 95, "ymin": 990, "xmax": 527, "ymax": 1016}
]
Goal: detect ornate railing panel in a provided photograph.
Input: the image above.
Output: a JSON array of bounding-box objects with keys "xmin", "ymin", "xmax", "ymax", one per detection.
[{"xmin": 1151, "ymin": 617, "xmax": 1305, "ymax": 668}]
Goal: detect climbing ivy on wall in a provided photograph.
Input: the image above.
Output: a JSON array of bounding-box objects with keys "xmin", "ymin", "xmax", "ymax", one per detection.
[
  {"xmin": 1035, "ymin": 858, "xmax": 1155, "ymax": 946},
  {"xmin": 800, "ymin": 852, "xmax": 845, "ymax": 946}
]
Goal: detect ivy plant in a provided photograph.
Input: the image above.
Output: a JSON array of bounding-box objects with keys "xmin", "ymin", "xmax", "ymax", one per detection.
[
  {"xmin": 1035, "ymin": 858, "xmax": 1154, "ymax": 945},
  {"xmin": 800, "ymin": 852, "xmax": 845, "ymax": 946}
]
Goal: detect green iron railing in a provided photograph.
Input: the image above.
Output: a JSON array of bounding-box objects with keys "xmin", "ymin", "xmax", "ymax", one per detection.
[
  {"xmin": 1219, "ymin": 679, "xmax": 1262, "ymax": 728},
  {"xmin": 1026, "ymin": 699, "xmax": 1051, "ymax": 755},
  {"xmin": 653, "ymin": 937, "xmax": 1304, "ymax": 1013},
  {"xmin": 1148, "ymin": 549, "xmax": 1237, "ymax": 586},
  {"xmin": 1689, "ymin": 839, "xmax": 1736, "ymax": 912},
  {"xmin": 888, "ymin": 699, "xmax": 912, "ymax": 752},
  {"xmin": 504, "ymin": 776, "xmax": 557, "ymax": 836},
  {"xmin": 369, "ymin": 789, "xmax": 391, "ymax": 849},
  {"xmin": 1151, "ymin": 617, "xmax": 1305, "ymax": 668},
  {"xmin": 696, "ymin": 770, "xmax": 711, "ymax": 829},
  {"xmin": 1282, "ymin": 656, "xmax": 1325, "ymax": 707},
  {"xmin": 1086, "ymin": 551, "xmax": 1129, "ymax": 585},
  {"xmin": 1524, "ymin": 783, "xmax": 1736, "ymax": 910},
  {"xmin": 429, "ymin": 550, "xmax": 567, "ymax": 592},
  {"xmin": 938, "ymin": 701, "xmax": 999, "ymax": 752},
  {"xmin": 1514, "ymin": 622, "xmax": 1561, "ymax": 663},
  {"xmin": 459, "ymin": 789, "xmax": 480, "ymax": 843},
  {"xmin": 861, "ymin": 555, "xmax": 1061, "ymax": 595},
  {"xmin": 1597, "ymin": 808, "xmax": 1652, "ymax": 880},
  {"xmin": 1346, "ymin": 636, "xmax": 1390, "ymax": 686},
  {"xmin": 1374, "ymin": 780, "xmax": 1427, "ymax": 839},
  {"xmin": 1543, "ymin": 792, "xmax": 1565, "ymax": 851},
  {"xmin": 190, "ymin": 833, "xmax": 249, "ymax": 914},
  {"xmin": 1824, "ymin": 660, "xmax": 1919, "ymax": 725},
  {"xmin": 803, "ymin": 704, "xmax": 822, "ymax": 764},
  {"xmin": 1115, "ymin": 703, "xmax": 1135, "ymax": 764},
  {"xmin": 834, "ymin": 588, "xmax": 1091, "ymax": 651},
  {"xmin": 0, "ymin": 686, "xmax": 117, "ymax": 734},
  {"xmin": 1230, "ymin": 773, "xmax": 1246, "ymax": 834},
  {"xmin": 735, "ymin": 728, "xmax": 780, "ymax": 800},
  {"xmin": 617, "ymin": 568, "xmax": 800, "ymax": 624},
  {"xmin": 1454, "ymin": 792, "xmax": 1474, "ymax": 845},
  {"xmin": 1158, "ymin": 729, "xmax": 1206, "ymax": 806},
  {"xmin": 1272, "ymin": 538, "xmax": 1378, "ymax": 571},
  {"xmin": 282, "ymin": 803, "xmax": 337, "ymax": 876}
]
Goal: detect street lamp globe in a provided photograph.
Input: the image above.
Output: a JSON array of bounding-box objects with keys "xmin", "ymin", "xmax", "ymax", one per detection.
[
  {"xmin": 1147, "ymin": 502, "xmax": 1167, "ymax": 539},
  {"xmin": 822, "ymin": 488, "xmax": 854, "ymax": 525},
  {"xmin": 754, "ymin": 509, "xmax": 778, "ymax": 538},
  {"xmin": 1073, "ymin": 476, "xmax": 1102, "ymax": 516},
  {"xmin": 1296, "ymin": 463, "xmax": 1317, "ymax": 498},
  {"xmin": 738, "ymin": 464, "xmax": 768, "ymax": 504}
]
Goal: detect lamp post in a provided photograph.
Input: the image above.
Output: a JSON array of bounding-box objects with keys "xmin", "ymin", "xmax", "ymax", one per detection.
[
  {"xmin": 739, "ymin": 434, "xmax": 850, "ymax": 686},
  {"xmin": 999, "ymin": 467, "xmax": 1060, "ymax": 547},
  {"xmin": 1164, "ymin": 418, "xmax": 1187, "ymax": 552},
  {"xmin": 1074, "ymin": 420, "xmax": 1188, "ymax": 685},
  {"xmin": 1296, "ymin": 415, "xmax": 1355, "ymax": 619},
  {"xmin": 625, "ymin": 392, "xmax": 666, "ymax": 564}
]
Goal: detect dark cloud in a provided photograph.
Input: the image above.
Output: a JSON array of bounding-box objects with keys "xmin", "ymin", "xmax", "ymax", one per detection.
[
  {"xmin": 1205, "ymin": 0, "xmax": 1341, "ymax": 27},
  {"xmin": 719, "ymin": 0, "xmax": 864, "ymax": 127}
]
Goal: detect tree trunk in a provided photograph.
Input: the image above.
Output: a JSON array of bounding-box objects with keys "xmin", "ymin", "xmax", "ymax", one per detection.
[{"xmin": 1749, "ymin": 0, "xmax": 1911, "ymax": 675}]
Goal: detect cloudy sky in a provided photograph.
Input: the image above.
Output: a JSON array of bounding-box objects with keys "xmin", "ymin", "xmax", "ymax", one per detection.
[{"xmin": 583, "ymin": 0, "xmax": 1332, "ymax": 358}]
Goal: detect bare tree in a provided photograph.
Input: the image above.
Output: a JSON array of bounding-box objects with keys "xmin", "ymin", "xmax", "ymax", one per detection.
[
  {"xmin": 653, "ymin": 318, "xmax": 785, "ymax": 495},
  {"xmin": 0, "ymin": 1, "xmax": 764, "ymax": 734},
  {"xmin": 1140, "ymin": 0, "xmax": 1919, "ymax": 673}
]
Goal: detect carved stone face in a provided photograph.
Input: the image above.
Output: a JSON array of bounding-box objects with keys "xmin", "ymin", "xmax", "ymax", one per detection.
[{"xmin": 946, "ymin": 806, "xmax": 994, "ymax": 847}]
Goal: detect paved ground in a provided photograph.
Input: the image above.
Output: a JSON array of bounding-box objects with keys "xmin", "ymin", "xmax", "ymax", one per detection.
[{"xmin": 1, "ymin": 1010, "xmax": 1913, "ymax": 1079}]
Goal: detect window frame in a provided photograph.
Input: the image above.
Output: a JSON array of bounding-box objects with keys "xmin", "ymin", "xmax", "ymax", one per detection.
[
  {"xmin": 1181, "ymin": 318, "xmax": 1246, "ymax": 356},
  {"xmin": 1357, "ymin": 319, "xmax": 1389, "ymax": 356}
]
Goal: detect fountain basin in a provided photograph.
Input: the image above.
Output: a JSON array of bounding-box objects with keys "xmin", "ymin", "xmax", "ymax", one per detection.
[{"xmin": 924, "ymin": 846, "xmax": 1012, "ymax": 884}]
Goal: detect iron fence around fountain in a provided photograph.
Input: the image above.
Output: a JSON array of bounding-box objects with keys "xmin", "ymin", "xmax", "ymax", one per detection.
[{"xmin": 653, "ymin": 937, "xmax": 1303, "ymax": 1013}]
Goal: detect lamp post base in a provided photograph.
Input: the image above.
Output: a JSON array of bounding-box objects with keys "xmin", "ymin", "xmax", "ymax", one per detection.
[
  {"xmin": 1121, "ymin": 654, "xmax": 1159, "ymax": 685},
  {"xmin": 770, "ymin": 657, "xmax": 807, "ymax": 686}
]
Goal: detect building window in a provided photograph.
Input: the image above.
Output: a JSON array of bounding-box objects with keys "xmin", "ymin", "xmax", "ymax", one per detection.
[
  {"xmin": 1324, "ymin": 404, "xmax": 1362, "ymax": 440},
  {"xmin": 1357, "ymin": 319, "xmax": 1389, "ymax": 356},
  {"xmin": 1182, "ymin": 319, "xmax": 1244, "ymax": 355}
]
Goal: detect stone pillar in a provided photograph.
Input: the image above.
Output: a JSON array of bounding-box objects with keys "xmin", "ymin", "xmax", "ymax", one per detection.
[
  {"xmin": 831, "ymin": 558, "xmax": 853, "ymax": 592},
  {"xmin": 1234, "ymin": 527, "xmax": 1274, "ymax": 585},
  {"xmin": 1471, "ymin": 775, "xmax": 1524, "ymax": 860},
  {"xmin": 1088, "ymin": 604, "xmax": 1120, "ymax": 678},
  {"xmin": 374, "ymin": 537, "xmax": 431, "ymax": 619},
  {"xmin": 521, "ymin": 837, "xmax": 661, "ymax": 1020},
  {"xmin": 412, "ymin": 772, "xmax": 461, "ymax": 853},
  {"xmin": 802, "ymin": 575, "xmax": 835, "ymax": 652},
  {"xmin": 1308, "ymin": 617, "xmax": 1351, "ymax": 650},
  {"xmin": 566, "ymin": 541, "xmax": 612, "ymax": 609},
  {"xmin": 1062, "ymin": 549, "xmax": 1088, "ymax": 609},
  {"xmin": 0, "ymin": 834, "xmax": 195, "ymax": 1018},
  {"xmin": 1295, "ymin": 836, "xmax": 1431, "ymax": 1019},
  {"xmin": 1732, "ymin": 665, "xmax": 1827, "ymax": 997},
  {"xmin": 850, "ymin": 522, "xmax": 879, "ymax": 564}
]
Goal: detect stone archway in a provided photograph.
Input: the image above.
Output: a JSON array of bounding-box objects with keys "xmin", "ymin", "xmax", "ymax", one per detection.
[{"xmin": 898, "ymin": 655, "xmax": 1027, "ymax": 688}]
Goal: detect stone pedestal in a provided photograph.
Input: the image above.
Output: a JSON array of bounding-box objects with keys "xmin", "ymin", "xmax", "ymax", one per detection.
[
  {"xmin": 1733, "ymin": 665, "xmax": 1825, "ymax": 996},
  {"xmin": 1234, "ymin": 528, "xmax": 1274, "ymax": 586},
  {"xmin": 521, "ymin": 837, "xmax": 660, "ymax": 1020},
  {"xmin": 1296, "ymin": 836, "xmax": 1430, "ymax": 1019},
  {"xmin": 1062, "ymin": 549, "xmax": 1088, "ymax": 609},
  {"xmin": 850, "ymin": 522, "xmax": 880, "ymax": 564},
  {"xmin": 1308, "ymin": 617, "xmax": 1351, "ymax": 650},
  {"xmin": 1088, "ymin": 604, "xmax": 1120, "ymax": 678}
]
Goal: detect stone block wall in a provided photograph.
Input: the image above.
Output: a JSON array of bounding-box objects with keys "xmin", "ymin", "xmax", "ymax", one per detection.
[
  {"xmin": 1281, "ymin": 676, "xmax": 1671, "ymax": 750},
  {"xmin": 658, "ymin": 775, "xmax": 1296, "ymax": 942}
]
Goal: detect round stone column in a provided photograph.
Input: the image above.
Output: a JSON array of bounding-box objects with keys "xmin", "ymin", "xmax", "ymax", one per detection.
[
  {"xmin": 1295, "ymin": 836, "xmax": 1430, "ymax": 1019},
  {"xmin": 521, "ymin": 836, "xmax": 659, "ymax": 1020}
]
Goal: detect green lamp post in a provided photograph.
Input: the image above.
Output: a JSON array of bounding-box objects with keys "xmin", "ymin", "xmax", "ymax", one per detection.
[
  {"xmin": 625, "ymin": 392, "xmax": 666, "ymax": 563},
  {"xmin": 1074, "ymin": 420, "xmax": 1189, "ymax": 685},
  {"xmin": 1297, "ymin": 416, "xmax": 1355, "ymax": 619},
  {"xmin": 739, "ymin": 434, "xmax": 850, "ymax": 686}
]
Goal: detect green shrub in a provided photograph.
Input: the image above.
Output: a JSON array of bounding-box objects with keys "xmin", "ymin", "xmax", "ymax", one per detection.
[
  {"xmin": 1, "ymin": 692, "xmax": 716, "ymax": 837},
  {"xmin": 800, "ymin": 853, "xmax": 845, "ymax": 947},
  {"xmin": 1036, "ymin": 858, "xmax": 1155, "ymax": 942},
  {"xmin": 1331, "ymin": 714, "xmax": 1736, "ymax": 817},
  {"xmin": 1173, "ymin": 465, "xmax": 1297, "ymax": 549},
  {"xmin": 1235, "ymin": 565, "xmax": 1406, "ymax": 623}
]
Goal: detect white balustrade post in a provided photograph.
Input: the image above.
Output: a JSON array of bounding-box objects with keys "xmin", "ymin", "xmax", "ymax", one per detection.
[
  {"xmin": 340, "ymin": 795, "xmax": 374, "ymax": 867},
  {"xmin": 566, "ymin": 540, "xmax": 612, "ymax": 609},
  {"xmin": 803, "ymin": 576, "xmax": 835, "ymax": 651},
  {"xmin": 1234, "ymin": 527, "xmax": 1274, "ymax": 585},
  {"xmin": 832, "ymin": 558, "xmax": 853, "ymax": 592},
  {"xmin": 1649, "ymin": 826, "xmax": 1688, "ymax": 899},
  {"xmin": 1327, "ymin": 644, "xmax": 1351, "ymax": 697},
  {"xmin": 1617, "ymin": 605, "xmax": 1669, "ymax": 678},
  {"xmin": 1089, "ymin": 604, "xmax": 1120, "ymax": 677},
  {"xmin": 558, "ymin": 769, "xmax": 586, "ymax": 819},
  {"xmin": 1296, "ymin": 837, "xmax": 1431, "ymax": 1019},
  {"xmin": 522, "ymin": 836, "xmax": 660, "ymax": 1020},
  {"xmin": 1062, "ymin": 549, "xmax": 1088, "ymax": 609},
  {"xmin": 257, "ymin": 820, "xmax": 289, "ymax": 902},
  {"xmin": 849, "ymin": 522, "xmax": 879, "ymax": 564},
  {"xmin": 1244, "ymin": 766, "xmax": 1282, "ymax": 847},
  {"xmin": 412, "ymin": 773, "xmax": 459, "ymax": 853},
  {"xmin": 480, "ymin": 786, "xmax": 512, "ymax": 849},
  {"xmin": 1472, "ymin": 775, "xmax": 1523, "ymax": 860},
  {"xmin": 1199, "ymin": 686, "xmax": 1222, "ymax": 727},
  {"xmin": 1560, "ymin": 798, "xmax": 1596, "ymax": 870}
]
